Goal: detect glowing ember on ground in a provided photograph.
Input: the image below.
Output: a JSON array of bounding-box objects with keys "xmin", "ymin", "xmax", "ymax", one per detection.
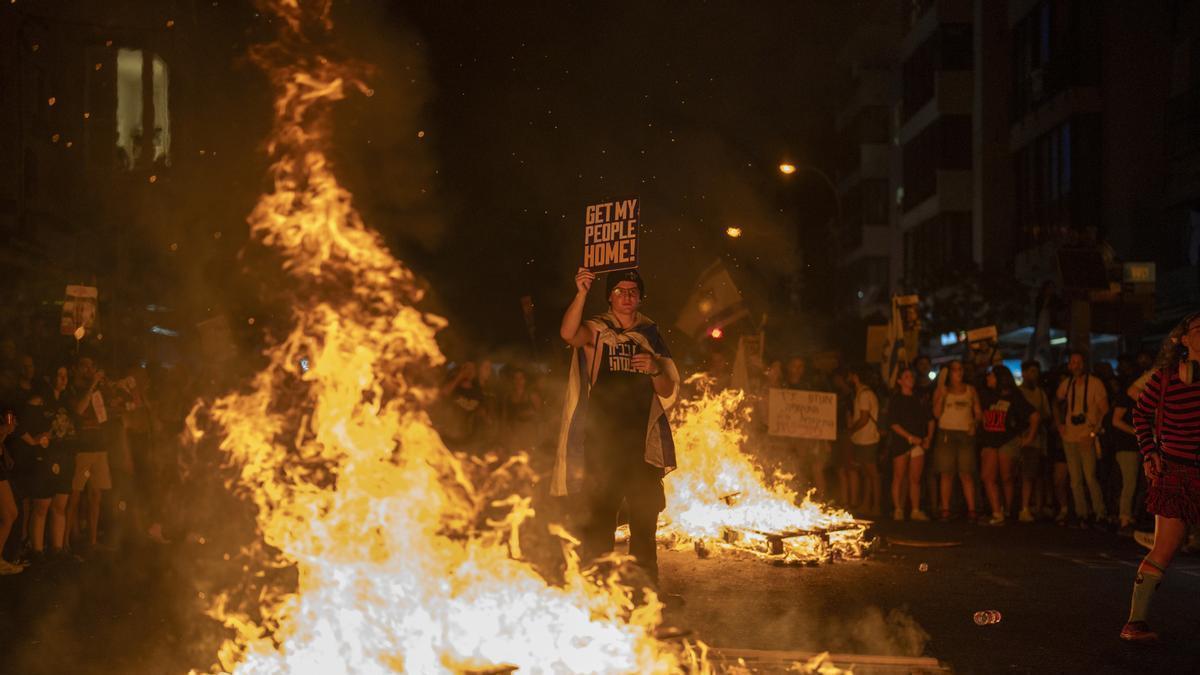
[
  {"xmin": 192, "ymin": 2, "xmax": 701, "ymax": 673},
  {"xmin": 654, "ymin": 378, "xmax": 868, "ymax": 563}
]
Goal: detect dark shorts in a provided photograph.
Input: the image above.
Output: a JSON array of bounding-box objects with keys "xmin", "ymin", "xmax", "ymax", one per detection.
[
  {"xmin": 850, "ymin": 442, "xmax": 878, "ymax": 467},
  {"xmin": 27, "ymin": 449, "xmax": 73, "ymax": 499},
  {"xmin": 1146, "ymin": 459, "xmax": 1200, "ymax": 526}
]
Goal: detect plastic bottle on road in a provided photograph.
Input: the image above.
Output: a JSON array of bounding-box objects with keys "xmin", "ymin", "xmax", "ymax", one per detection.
[{"xmin": 973, "ymin": 610, "xmax": 1002, "ymax": 626}]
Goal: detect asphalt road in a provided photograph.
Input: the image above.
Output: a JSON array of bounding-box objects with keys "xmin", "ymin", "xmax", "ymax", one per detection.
[
  {"xmin": 660, "ymin": 518, "xmax": 1200, "ymax": 674},
  {"xmin": 1, "ymin": 519, "xmax": 1196, "ymax": 674}
]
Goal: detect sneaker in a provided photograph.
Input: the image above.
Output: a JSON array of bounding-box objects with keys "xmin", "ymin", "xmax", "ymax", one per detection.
[
  {"xmin": 1055, "ymin": 507, "xmax": 1069, "ymax": 524},
  {"xmin": 987, "ymin": 513, "xmax": 1006, "ymax": 526},
  {"xmin": 893, "ymin": 508, "xmax": 905, "ymax": 521},
  {"xmin": 910, "ymin": 509, "xmax": 930, "ymax": 522},
  {"xmin": 1119, "ymin": 620, "xmax": 1158, "ymax": 643},
  {"xmin": 1075, "ymin": 517, "xmax": 1091, "ymax": 530},
  {"xmin": 0, "ymin": 560, "xmax": 24, "ymax": 575},
  {"xmin": 1133, "ymin": 530, "xmax": 1155, "ymax": 550},
  {"xmin": 939, "ymin": 509, "xmax": 952, "ymax": 522},
  {"xmin": 967, "ymin": 510, "xmax": 979, "ymax": 523},
  {"xmin": 1018, "ymin": 509, "xmax": 1035, "ymax": 523}
]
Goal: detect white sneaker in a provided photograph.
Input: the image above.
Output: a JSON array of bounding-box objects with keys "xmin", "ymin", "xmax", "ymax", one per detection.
[
  {"xmin": 1018, "ymin": 509, "xmax": 1035, "ymax": 523},
  {"xmin": 910, "ymin": 510, "xmax": 930, "ymax": 521},
  {"xmin": 1134, "ymin": 530, "xmax": 1155, "ymax": 550},
  {"xmin": 987, "ymin": 513, "xmax": 1006, "ymax": 526},
  {"xmin": 0, "ymin": 560, "xmax": 25, "ymax": 575},
  {"xmin": 893, "ymin": 508, "xmax": 905, "ymax": 521}
]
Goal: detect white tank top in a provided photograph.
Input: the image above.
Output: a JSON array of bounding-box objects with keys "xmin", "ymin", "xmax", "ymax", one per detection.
[{"xmin": 939, "ymin": 388, "xmax": 974, "ymax": 431}]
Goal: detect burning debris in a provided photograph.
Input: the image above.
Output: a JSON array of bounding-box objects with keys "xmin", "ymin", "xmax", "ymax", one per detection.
[
  {"xmin": 190, "ymin": 1, "xmax": 705, "ymax": 673},
  {"xmin": 184, "ymin": 1, "xmax": 873, "ymax": 672},
  {"xmin": 653, "ymin": 378, "xmax": 871, "ymax": 565}
]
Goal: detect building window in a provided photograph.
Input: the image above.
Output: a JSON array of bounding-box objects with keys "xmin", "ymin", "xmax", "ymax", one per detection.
[
  {"xmin": 901, "ymin": 115, "xmax": 971, "ymax": 212},
  {"xmin": 903, "ymin": 212, "xmax": 973, "ymax": 283},
  {"xmin": 115, "ymin": 48, "xmax": 170, "ymax": 170},
  {"xmin": 1011, "ymin": 0, "xmax": 1101, "ymax": 120},
  {"xmin": 1014, "ymin": 114, "xmax": 1100, "ymax": 246},
  {"xmin": 901, "ymin": 25, "xmax": 973, "ymax": 123}
]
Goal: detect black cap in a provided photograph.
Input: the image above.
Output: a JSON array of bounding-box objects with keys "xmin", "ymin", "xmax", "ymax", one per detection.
[{"xmin": 605, "ymin": 269, "xmax": 644, "ymax": 298}]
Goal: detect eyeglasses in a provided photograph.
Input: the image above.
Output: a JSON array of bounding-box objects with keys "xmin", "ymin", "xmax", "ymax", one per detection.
[{"xmin": 611, "ymin": 288, "xmax": 641, "ymax": 300}]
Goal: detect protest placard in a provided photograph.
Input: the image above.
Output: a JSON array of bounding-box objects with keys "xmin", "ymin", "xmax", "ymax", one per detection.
[
  {"xmin": 60, "ymin": 285, "xmax": 98, "ymax": 337},
  {"xmin": 865, "ymin": 325, "xmax": 888, "ymax": 363},
  {"xmin": 768, "ymin": 388, "xmax": 837, "ymax": 440},
  {"xmin": 582, "ymin": 197, "xmax": 639, "ymax": 272}
]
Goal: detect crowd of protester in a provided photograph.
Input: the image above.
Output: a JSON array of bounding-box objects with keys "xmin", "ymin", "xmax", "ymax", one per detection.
[
  {"xmin": 427, "ymin": 344, "xmax": 1171, "ymax": 545},
  {"xmin": 744, "ymin": 349, "xmax": 1164, "ymax": 538},
  {"xmin": 0, "ymin": 328, "xmax": 1167, "ymax": 575},
  {"xmin": 0, "ymin": 336, "xmax": 194, "ymax": 575}
]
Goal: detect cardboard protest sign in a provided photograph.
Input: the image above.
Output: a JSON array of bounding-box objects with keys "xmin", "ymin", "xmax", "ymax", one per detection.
[
  {"xmin": 582, "ymin": 197, "xmax": 639, "ymax": 272},
  {"xmin": 967, "ymin": 325, "xmax": 1001, "ymax": 368},
  {"xmin": 60, "ymin": 285, "xmax": 98, "ymax": 337},
  {"xmin": 896, "ymin": 294, "xmax": 921, "ymax": 331},
  {"xmin": 865, "ymin": 325, "xmax": 888, "ymax": 364},
  {"xmin": 768, "ymin": 388, "xmax": 837, "ymax": 440}
]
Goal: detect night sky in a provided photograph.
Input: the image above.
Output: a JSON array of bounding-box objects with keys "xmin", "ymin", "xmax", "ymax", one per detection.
[{"xmin": 254, "ymin": 2, "xmax": 860, "ymax": 358}]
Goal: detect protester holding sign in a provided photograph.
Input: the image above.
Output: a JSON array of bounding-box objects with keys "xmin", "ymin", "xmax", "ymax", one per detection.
[
  {"xmin": 933, "ymin": 360, "xmax": 982, "ymax": 521},
  {"xmin": 554, "ymin": 266, "xmax": 680, "ymax": 588},
  {"xmin": 886, "ymin": 367, "xmax": 934, "ymax": 521}
]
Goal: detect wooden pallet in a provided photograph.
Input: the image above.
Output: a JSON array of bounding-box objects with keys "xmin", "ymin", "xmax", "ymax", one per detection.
[{"xmin": 712, "ymin": 647, "xmax": 949, "ymax": 674}]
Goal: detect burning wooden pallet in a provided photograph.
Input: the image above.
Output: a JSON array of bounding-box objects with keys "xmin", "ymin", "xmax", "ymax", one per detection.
[
  {"xmin": 711, "ymin": 647, "xmax": 949, "ymax": 674},
  {"xmin": 684, "ymin": 520, "xmax": 875, "ymax": 564}
]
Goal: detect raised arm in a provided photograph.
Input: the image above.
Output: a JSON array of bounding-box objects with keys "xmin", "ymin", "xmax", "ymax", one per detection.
[{"xmin": 560, "ymin": 267, "xmax": 596, "ymax": 348}]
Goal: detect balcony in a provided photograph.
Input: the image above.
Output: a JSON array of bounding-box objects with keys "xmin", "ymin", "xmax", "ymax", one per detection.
[
  {"xmin": 899, "ymin": 71, "xmax": 974, "ymax": 143},
  {"xmin": 900, "ymin": 169, "xmax": 973, "ymax": 230}
]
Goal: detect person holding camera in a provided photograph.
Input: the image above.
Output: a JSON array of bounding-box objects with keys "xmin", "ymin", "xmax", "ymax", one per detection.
[
  {"xmin": 1056, "ymin": 349, "xmax": 1108, "ymax": 527},
  {"xmin": 1120, "ymin": 312, "xmax": 1200, "ymax": 643}
]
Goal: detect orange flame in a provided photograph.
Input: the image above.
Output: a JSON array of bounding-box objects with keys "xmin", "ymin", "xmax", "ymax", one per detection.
[
  {"xmin": 194, "ymin": 2, "xmax": 694, "ymax": 672},
  {"xmin": 661, "ymin": 378, "xmax": 865, "ymax": 562}
]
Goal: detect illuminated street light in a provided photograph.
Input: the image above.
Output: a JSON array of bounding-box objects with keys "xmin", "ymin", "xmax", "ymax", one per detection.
[
  {"xmin": 778, "ymin": 162, "xmax": 797, "ymax": 175},
  {"xmin": 709, "ymin": 327, "xmax": 724, "ymax": 339},
  {"xmin": 725, "ymin": 226, "xmax": 743, "ymax": 238}
]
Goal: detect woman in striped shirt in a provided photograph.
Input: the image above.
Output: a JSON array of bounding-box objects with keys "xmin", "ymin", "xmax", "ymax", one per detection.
[{"xmin": 1120, "ymin": 312, "xmax": 1200, "ymax": 643}]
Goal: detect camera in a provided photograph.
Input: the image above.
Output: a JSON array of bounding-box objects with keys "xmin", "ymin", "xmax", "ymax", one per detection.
[{"xmin": 1070, "ymin": 413, "xmax": 1086, "ymax": 425}]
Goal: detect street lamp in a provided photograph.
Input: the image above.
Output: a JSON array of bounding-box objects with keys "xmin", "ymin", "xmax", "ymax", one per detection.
[
  {"xmin": 777, "ymin": 161, "xmax": 841, "ymax": 225},
  {"xmin": 725, "ymin": 226, "xmax": 743, "ymax": 238}
]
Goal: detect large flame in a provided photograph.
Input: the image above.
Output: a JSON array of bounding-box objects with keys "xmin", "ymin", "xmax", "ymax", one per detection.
[
  {"xmin": 661, "ymin": 379, "xmax": 865, "ymax": 562},
  {"xmin": 195, "ymin": 2, "xmax": 693, "ymax": 672}
]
